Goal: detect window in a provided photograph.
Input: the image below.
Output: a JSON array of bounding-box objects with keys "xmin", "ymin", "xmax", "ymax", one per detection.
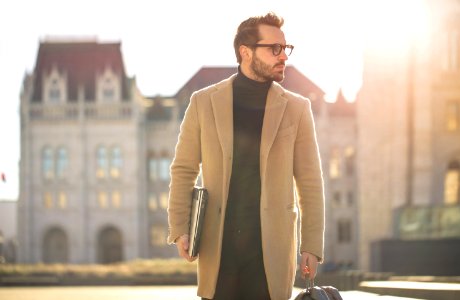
[
  {"xmin": 159, "ymin": 157, "xmax": 171, "ymax": 181},
  {"xmin": 148, "ymin": 153, "xmax": 171, "ymax": 182},
  {"xmin": 56, "ymin": 147, "xmax": 68, "ymax": 178},
  {"xmin": 149, "ymin": 158, "xmax": 158, "ymax": 182},
  {"xmin": 44, "ymin": 192, "xmax": 53, "ymax": 209},
  {"xmin": 444, "ymin": 161, "xmax": 460, "ymax": 205},
  {"xmin": 45, "ymin": 68, "xmax": 66, "ymax": 103},
  {"xmin": 102, "ymin": 78, "xmax": 115, "ymax": 101},
  {"xmin": 329, "ymin": 148, "xmax": 341, "ymax": 179},
  {"xmin": 98, "ymin": 191, "xmax": 108, "ymax": 208},
  {"xmin": 160, "ymin": 192, "xmax": 169, "ymax": 209},
  {"xmin": 112, "ymin": 191, "xmax": 121, "ymax": 208},
  {"xmin": 110, "ymin": 147, "xmax": 122, "ymax": 179},
  {"xmin": 42, "ymin": 147, "xmax": 54, "ymax": 180},
  {"xmin": 48, "ymin": 79, "xmax": 62, "ymax": 103},
  {"xmin": 58, "ymin": 192, "xmax": 67, "ymax": 209},
  {"xmin": 347, "ymin": 191, "xmax": 354, "ymax": 206},
  {"xmin": 344, "ymin": 146, "xmax": 355, "ymax": 176},
  {"xmin": 49, "ymin": 87, "xmax": 61, "ymax": 102},
  {"xmin": 96, "ymin": 147, "xmax": 108, "ymax": 179},
  {"xmin": 98, "ymin": 69, "xmax": 119, "ymax": 102},
  {"xmin": 338, "ymin": 219, "xmax": 352, "ymax": 243},
  {"xmin": 446, "ymin": 102, "xmax": 459, "ymax": 131},
  {"xmin": 150, "ymin": 226, "xmax": 167, "ymax": 246},
  {"xmin": 333, "ymin": 191, "xmax": 341, "ymax": 207},
  {"xmin": 149, "ymin": 193, "xmax": 158, "ymax": 211}
]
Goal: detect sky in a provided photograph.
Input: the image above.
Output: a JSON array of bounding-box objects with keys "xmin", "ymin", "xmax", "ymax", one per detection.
[{"xmin": 0, "ymin": 0, "xmax": 429, "ymax": 200}]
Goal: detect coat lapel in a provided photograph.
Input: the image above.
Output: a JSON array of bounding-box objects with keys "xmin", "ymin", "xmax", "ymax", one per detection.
[
  {"xmin": 210, "ymin": 76, "xmax": 235, "ymax": 159},
  {"xmin": 260, "ymin": 83, "xmax": 288, "ymax": 180}
]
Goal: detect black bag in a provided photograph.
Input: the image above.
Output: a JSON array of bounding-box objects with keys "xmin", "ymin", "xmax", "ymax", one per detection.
[{"xmin": 293, "ymin": 279, "xmax": 343, "ymax": 300}]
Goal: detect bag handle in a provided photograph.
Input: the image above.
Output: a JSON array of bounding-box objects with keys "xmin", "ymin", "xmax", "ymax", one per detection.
[{"xmin": 306, "ymin": 278, "xmax": 315, "ymax": 290}]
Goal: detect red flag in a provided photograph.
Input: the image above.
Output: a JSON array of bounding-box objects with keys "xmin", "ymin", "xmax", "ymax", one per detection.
[{"xmin": 1, "ymin": 173, "xmax": 5, "ymax": 182}]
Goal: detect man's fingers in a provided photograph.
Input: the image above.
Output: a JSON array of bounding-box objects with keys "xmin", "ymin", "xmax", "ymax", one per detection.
[
  {"xmin": 300, "ymin": 256, "xmax": 308, "ymax": 279},
  {"xmin": 176, "ymin": 234, "xmax": 194, "ymax": 262},
  {"xmin": 300, "ymin": 252, "xmax": 318, "ymax": 279},
  {"xmin": 183, "ymin": 238, "xmax": 189, "ymax": 251}
]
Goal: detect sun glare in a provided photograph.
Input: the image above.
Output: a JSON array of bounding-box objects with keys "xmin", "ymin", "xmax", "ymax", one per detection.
[
  {"xmin": 362, "ymin": 0, "xmax": 431, "ymax": 52},
  {"xmin": 313, "ymin": 0, "xmax": 432, "ymax": 101}
]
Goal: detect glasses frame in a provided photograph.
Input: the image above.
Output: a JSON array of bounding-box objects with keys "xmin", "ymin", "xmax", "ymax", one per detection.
[{"xmin": 250, "ymin": 43, "xmax": 294, "ymax": 56}]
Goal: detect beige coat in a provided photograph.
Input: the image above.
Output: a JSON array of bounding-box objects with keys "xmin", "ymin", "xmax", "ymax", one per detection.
[{"xmin": 167, "ymin": 74, "xmax": 325, "ymax": 300}]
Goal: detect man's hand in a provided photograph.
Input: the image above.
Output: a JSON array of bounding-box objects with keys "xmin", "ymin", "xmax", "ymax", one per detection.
[
  {"xmin": 175, "ymin": 234, "xmax": 197, "ymax": 262},
  {"xmin": 300, "ymin": 252, "xmax": 318, "ymax": 280}
]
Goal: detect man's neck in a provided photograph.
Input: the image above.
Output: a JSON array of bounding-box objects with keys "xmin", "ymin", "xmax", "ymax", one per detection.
[{"xmin": 235, "ymin": 66, "xmax": 272, "ymax": 91}]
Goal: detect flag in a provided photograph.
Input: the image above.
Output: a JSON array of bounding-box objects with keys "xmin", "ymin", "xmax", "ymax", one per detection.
[{"xmin": 1, "ymin": 172, "xmax": 5, "ymax": 182}]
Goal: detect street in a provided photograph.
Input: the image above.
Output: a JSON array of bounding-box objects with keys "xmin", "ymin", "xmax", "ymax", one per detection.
[{"xmin": 0, "ymin": 285, "xmax": 425, "ymax": 300}]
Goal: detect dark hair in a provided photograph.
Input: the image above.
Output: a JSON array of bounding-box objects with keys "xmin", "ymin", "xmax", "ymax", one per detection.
[{"xmin": 233, "ymin": 12, "xmax": 284, "ymax": 63}]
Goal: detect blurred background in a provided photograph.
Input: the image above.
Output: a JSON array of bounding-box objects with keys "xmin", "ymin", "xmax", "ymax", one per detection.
[{"xmin": 0, "ymin": 0, "xmax": 459, "ymax": 298}]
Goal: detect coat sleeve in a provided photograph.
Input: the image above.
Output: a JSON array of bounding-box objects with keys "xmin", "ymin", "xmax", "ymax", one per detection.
[
  {"xmin": 293, "ymin": 99, "xmax": 325, "ymax": 262},
  {"xmin": 167, "ymin": 93, "xmax": 202, "ymax": 244}
]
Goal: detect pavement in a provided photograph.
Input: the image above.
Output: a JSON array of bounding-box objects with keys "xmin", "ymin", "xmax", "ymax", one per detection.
[{"xmin": 0, "ymin": 285, "xmax": 427, "ymax": 300}]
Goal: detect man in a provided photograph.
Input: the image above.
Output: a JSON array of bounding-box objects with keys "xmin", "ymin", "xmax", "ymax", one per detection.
[{"xmin": 167, "ymin": 12, "xmax": 325, "ymax": 300}]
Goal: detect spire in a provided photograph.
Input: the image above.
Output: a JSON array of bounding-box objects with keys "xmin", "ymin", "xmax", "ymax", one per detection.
[{"xmin": 335, "ymin": 88, "xmax": 347, "ymax": 103}]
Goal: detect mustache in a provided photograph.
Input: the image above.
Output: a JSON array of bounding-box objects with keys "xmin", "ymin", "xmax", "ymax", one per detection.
[{"xmin": 274, "ymin": 63, "xmax": 285, "ymax": 67}]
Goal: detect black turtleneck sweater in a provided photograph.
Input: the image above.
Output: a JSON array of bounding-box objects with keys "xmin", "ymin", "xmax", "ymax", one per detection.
[{"xmin": 224, "ymin": 68, "xmax": 272, "ymax": 231}]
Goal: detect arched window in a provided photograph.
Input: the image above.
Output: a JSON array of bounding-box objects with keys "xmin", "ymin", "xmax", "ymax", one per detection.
[
  {"xmin": 48, "ymin": 79, "xmax": 61, "ymax": 102},
  {"xmin": 42, "ymin": 147, "xmax": 54, "ymax": 180},
  {"xmin": 102, "ymin": 78, "xmax": 115, "ymax": 101},
  {"xmin": 97, "ymin": 67, "xmax": 120, "ymax": 102},
  {"xmin": 444, "ymin": 161, "xmax": 460, "ymax": 205},
  {"xmin": 56, "ymin": 147, "xmax": 68, "ymax": 178},
  {"xmin": 110, "ymin": 146, "xmax": 122, "ymax": 179},
  {"xmin": 96, "ymin": 146, "xmax": 108, "ymax": 179},
  {"xmin": 44, "ymin": 67, "xmax": 67, "ymax": 103}
]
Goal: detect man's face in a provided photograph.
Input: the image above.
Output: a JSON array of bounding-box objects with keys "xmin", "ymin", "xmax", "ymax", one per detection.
[{"xmin": 249, "ymin": 24, "xmax": 288, "ymax": 82}]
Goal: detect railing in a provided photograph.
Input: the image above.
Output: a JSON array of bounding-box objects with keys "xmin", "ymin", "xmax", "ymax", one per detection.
[
  {"xmin": 29, "ymin": 103, "xmax": 79, "ymax": 120},
  {"xmin": 28, "ymin": 102, "xmax": 133, "ymax": 120}
]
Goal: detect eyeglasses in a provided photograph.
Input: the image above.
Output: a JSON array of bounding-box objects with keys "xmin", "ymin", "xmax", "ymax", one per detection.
[{"xmin": 250, "ymin": 43, "xmax": 294, "ymax": 56}]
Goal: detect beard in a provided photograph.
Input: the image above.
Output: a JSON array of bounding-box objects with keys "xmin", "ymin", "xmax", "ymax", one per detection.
[{"xmin": 250, "ymin": 53, "xmax": 285, "ymax": 82}]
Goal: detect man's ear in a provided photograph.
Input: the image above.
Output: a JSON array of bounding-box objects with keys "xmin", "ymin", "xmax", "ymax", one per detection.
[{"xmin": 239, "ymin": 45, "xmax": 252, "ymax": 61}]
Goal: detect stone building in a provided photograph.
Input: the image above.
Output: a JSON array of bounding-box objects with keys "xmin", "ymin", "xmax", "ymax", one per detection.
[
  {"xmin": 18, "ymin": 39, "xmax": 358, "ymax": 266},
  {"xmin": 18, "ymin": 40, "xmax": 148, "ymax": 263},
  {"xmin": 356, "ymin": 0, "xmax": 460, "ymax": 274}
]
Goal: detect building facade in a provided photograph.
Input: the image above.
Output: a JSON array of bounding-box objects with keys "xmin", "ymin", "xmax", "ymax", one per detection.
[
  {"xmin": 18, "ymin": 41, "xmax": 149, "ymax": 263},
  {"xmin": 356, "ymin": 0, "xmax": 460, "ymax": 273},
  {"xmin": 18, "ymin": 40, "xmax": 358, "ymax": 266}
]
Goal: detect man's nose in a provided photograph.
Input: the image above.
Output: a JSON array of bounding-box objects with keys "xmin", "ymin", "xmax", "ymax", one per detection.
[{"xmin": 279, "ymin": 49, "xmax": 288, "ymax": 60}]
